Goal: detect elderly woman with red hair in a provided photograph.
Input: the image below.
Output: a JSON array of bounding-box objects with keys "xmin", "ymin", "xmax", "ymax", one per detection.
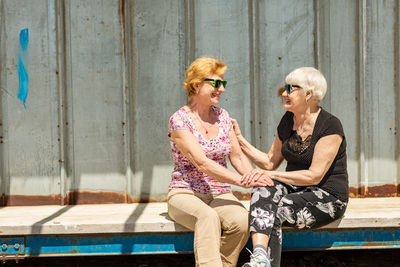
[{"xmin": 167, "ymin": 57, "xmax": 272, "ymax": 267}]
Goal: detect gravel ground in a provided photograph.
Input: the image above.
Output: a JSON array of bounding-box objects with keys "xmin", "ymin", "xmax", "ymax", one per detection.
[{"xmin": 3, "ymin": 249, "xmax": 400, "ymax": 267}]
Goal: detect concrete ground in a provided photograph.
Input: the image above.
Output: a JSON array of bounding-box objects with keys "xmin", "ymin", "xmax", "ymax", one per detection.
[{"xmin": 2, "ymin": 248, "xmax": 400, "ymax": 266}]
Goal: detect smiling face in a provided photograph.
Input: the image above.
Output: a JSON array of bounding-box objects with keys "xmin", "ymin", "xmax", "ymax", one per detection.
[
  {"xmin": 183, "ymin": 57, "xmax": 227, "ymax": 98},
  {"xmin": 281, "ymin": 83, "xmax": 306, "ymax": 112},
  {"xmin": 194, "ymin": 74, "xmax": 225, "ymax": 106},
  {"xmin": 281, "ymin": 67, "xmax": 327, "ymax": 110}
]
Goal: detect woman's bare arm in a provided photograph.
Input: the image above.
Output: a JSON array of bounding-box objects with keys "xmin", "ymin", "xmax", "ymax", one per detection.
[
  {"xmin": 232, "ymin": 119, "xmax": 284, "ymax": 170},
  {"xmin": 245, "ymin": 134, "xmax": 343, "ymax": 186},
  {"xmin": 171, "ymin": 129, "xmax": 273, "ymax": 187}
]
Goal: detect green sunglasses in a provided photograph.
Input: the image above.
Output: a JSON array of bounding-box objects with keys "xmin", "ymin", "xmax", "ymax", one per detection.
[
  {"xmin": 284, "ymin": 84, "xmax": 301, "ymax": 94},
  {"xmin": 204, "ymin": 78, "xmax": 227, "ymax": 89}
]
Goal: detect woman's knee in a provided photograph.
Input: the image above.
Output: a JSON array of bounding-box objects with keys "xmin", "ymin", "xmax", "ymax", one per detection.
[
  {"xmin": 228, "ymin": 208, "xmax": 249, "ymax": 234},
  {"xmin": 238, "ymin": 210, "xmax": 250, "ymax": 231},
  {"xmin": 198, "ymin": 207, "xmax": 220, "ymax": 224}
]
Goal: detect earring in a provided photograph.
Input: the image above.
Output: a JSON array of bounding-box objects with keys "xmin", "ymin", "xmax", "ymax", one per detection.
[{"xmin": 306, "ymin": 99, "xmax": 309, "ymax": 104}]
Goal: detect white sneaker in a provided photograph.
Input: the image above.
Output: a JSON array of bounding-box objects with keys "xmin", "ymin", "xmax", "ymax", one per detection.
[{"xmin": 242, "ymin": 250, "xmax": 271, "ymax": 267}]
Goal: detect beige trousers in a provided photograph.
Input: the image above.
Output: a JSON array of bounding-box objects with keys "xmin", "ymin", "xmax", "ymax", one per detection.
[{"xmin": 167, "ymin": 189, "xmax": 249, "ymax": 267}]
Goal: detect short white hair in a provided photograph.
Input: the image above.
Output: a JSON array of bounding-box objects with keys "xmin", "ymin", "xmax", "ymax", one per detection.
[{"xmin": 285, "ymin": 67, "xmax": 327, "ymax": 101}]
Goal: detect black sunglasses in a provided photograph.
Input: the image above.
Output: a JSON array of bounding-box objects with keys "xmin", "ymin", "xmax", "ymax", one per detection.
[
  {"xmin": 284, "ymin": 84, "xmax": 301, "ymax": 94},
  {"xmin": 204, "ymin": 78, "xmax": 227, "ymax": 89}
]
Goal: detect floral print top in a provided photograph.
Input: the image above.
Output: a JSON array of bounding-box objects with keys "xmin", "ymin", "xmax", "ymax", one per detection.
[{"xmin": 168, "ymin": 106, "xmax": 232, "ymax": 195}]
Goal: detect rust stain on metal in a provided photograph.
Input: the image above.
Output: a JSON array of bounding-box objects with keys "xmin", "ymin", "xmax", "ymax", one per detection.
[
  {"xmin": 120, "ymin": 0, "xmax": 126, "ymax": 56},
  {"xmin": 348, "ymin": 187, "xmax": 359, "ymax": 198},
  {"xmin": 1, "ymin": 183, "xmax": 399, "ymax": 206},
  {"xmin": 349, "ymin": 184, "xmax": 399, "ymax": 198},
  {"xmin": 1, "ymin": 191, "xmax": 161, "ymax": 206},
  {"xmin": 1, "ymin": 194, "xmax": 62, "ymax": 206},
  {"xmin": 66, "ymin": 191, "xmax": 128, "ymax": 205},
  {"xmin": 360, "ymin": 184, "xmax": 398, "ymax": 197}
]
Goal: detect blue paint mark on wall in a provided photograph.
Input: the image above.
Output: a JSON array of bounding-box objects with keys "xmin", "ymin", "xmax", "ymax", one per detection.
[{"xmin": 17, "ymin": 28, "xmax": 29, "ymax": 108}]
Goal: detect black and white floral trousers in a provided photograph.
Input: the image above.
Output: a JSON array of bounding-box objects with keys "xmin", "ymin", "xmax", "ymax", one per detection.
[{"xmin": 249, "ymin": 180, "xmax": 347, "ymax": 267}]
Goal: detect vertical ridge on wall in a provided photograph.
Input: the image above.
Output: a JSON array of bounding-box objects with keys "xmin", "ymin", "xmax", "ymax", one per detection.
[
  {"xmin": 184, "ymin": 0, "xmax": 195, "ymax": 69},
  {"xmin": 395, "ymin": 0, "xmax": 400, "ymax": 195},
  {"xmin": 63, "ymin": 0, "xmax": 75, "ymax": 204},
  {"xmin": 0, "ymin": 0, "xmax": 5, "ymax": 205},
  {"xmin": 248, "ymin": 0, "xmax": 259, "ymax": 148},
  {"xmin": 354, "ymin": 0, "xmax": 362, "ymax": 197},
  {"xmin": 124, "ymin": 0, "xmax": 136, "ymax": 203},
  {"xmin": 0, "ymin": 0, "xmax": 11, "ymax": 206},
  {"xmin": 358, "ymin": 0, "xmax": 368, "ymax": 196},
  {"xmin": 47, "ymin": 0, "xmax": 63, "ymax": 205},
  {"xmin": 121, "ymin": 0, "xmax": 132, "ymax": 203},
  {"xmin": 312, "ymin": 0, "xmax": 320, "ymax": 70},
  {"xmin": 316, "ymin": 0, "xmax": 330, "ymax": 112},
  {"xmin": 56, "ymin": 0, "xmax": 68, "ymax": 205}
]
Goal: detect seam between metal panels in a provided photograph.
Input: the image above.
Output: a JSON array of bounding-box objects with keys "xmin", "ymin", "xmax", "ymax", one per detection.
[
  {"xmin": 184, "ymin": 0, "xmax": 195, "ymax": 68},
  {"xmin": 177, "ymin": 0, "xmax": 185, "ymax": 95},
  {"xmin": 57, "ymin": 0, "xmax": 68, "ymax": 205},
  {"xmin": 326, "ymin": 1, "xmax": 331, "ymax": 111},
  {"xmin": 0, "ymin": 0, "xmax": 5, "ymax": 204},
  {"xmin": 120, "ymin": 0, "xmax": 129, "ymax": 202},
  {"xmin": 52, "ymin": 0, "xmax": 69, "ymax": 204},
  {"xmin": 313, "ymin": 0, "xmax": 320, "ymax": 69},
  {"xmin": 354, "ymin": 0, "xmax": 361, "ymax": 196},
  {"xmin": 64, "ymin": 0, "xmax": 76, "ymax": 198},
  {"xmin": 358, "ymin": 0, "xmax": 368, "ymax": 195},
  {"xmin": 248, "ymin": 0, "xmax": 255, "ymax": 146},
  {"xmin": 255, "ymin": 0, "xmax": 261, "ymax": 149},
  {"xmin": 248, "ymin": 0, "xmax": 261, "ymax": 148},
  {"xmin": 126, "ymin": 0, "xmax": 137, "ymax": 202},
  {"xmin": 0, "ymin": 1, "xmax": 11, "ymax": 205},
  {"xmin": 47, "ymin": 0, "xmax": 64, "ymax": 204},
  {"xmin": 121, "ymin": 0, "xmax": 134, "ymax": 202},
  {"xmin": 395, "ymin": 0, "xmax": 400, "ymax": 193}
]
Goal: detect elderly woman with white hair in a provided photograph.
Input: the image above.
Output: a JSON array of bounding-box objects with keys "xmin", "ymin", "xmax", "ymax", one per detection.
[{"xmin": 234, "ymin": 67, "xmax": 349, "ymax": 267}]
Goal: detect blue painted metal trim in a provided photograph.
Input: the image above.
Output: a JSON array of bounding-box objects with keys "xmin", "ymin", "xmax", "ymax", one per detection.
[
  {"xmin": 282, "ymin": 228, "xmax": 400, "ymax": 250},
  {"xmin": 0, "ymin": 237, "xmax": 25, "ymax": 256},
  {"xmin": 24, "ymin": 233, "xmax": 194, "ymax": 256},
  {"xmin": 2, "ymin": 228, "xmax": 399, "ymax": 257}
]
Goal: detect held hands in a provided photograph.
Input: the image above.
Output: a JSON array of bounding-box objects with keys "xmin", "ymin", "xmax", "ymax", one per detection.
[
  {"xmin": 231, "ymin": 119, "xmax": 273, "ymax": 188},
  {"xmin": 240, "ymin": 169, "xmax": 274, "ymax": 187}
]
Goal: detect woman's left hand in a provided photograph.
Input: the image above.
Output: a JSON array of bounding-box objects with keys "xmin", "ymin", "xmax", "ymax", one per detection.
[{"xmin": 241, "ymin": 169, "xmax": 274, "ymax": 187}]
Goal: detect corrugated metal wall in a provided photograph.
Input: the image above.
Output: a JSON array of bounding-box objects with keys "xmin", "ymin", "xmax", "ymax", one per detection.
[{"xmin": 0, "ymin": 0, "xmax": 399, "ymax": 206}]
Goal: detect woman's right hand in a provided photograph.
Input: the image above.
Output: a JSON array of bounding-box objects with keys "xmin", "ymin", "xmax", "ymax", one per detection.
[
  {"xmin": 231, "ymin": 119, "xmax": 243, "ymax": 138},
  {"xmin": 241, "ymin": 169, "xmax": 274, "ymax": 187}
]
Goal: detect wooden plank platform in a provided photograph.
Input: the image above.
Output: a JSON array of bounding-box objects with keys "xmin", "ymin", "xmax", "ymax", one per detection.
[
  {"xmin": 1, "ymin": 197, "xmax": 399, "ymax": 236},
  {"xmin": 0, "ymin": 198, "xmax": 399, "ymax": 259}
]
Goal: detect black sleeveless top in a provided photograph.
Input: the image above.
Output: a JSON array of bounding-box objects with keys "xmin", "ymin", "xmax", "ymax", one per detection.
[{"xmin": 277, "ymin": 108, "xmax": 349, "ymax": 202}]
